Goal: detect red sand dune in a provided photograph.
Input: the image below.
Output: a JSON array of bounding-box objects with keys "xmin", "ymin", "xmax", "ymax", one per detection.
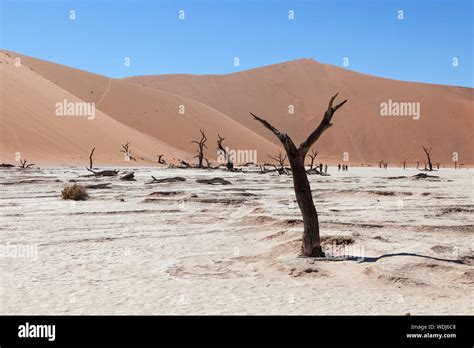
[
  {"xmin": 1, "ymin": 51, "xmax": 472, "ymax": 166},
  {"xmin": 1, "ymin": 51, "xmax": 279, "ymax": 165},
  {"xmin": 125, "ymin": 59, "xmax": 473, "ymax": 166}
]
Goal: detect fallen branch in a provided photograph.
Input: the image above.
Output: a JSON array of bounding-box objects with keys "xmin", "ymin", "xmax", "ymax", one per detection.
[
  {"xmin": 146, "ymin": 176, "xmax": 186, "ymax": 184},
  {"xmin": 196, "ymin": 177, "xmax": 232, "ymax": 185},
  {"xmin": 120, "ymin": 172, "xmax": 135, "ymax": 181},
  {"xmin": 86, "ymin": 168, "xmax": 119, "ymax": 176}
]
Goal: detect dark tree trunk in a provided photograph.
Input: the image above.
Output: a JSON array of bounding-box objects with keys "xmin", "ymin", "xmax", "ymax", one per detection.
[
  {"xmin": 423, "ymin": 146, "xmax": 433, "ymax": 171},
  {"xmin": 192, "ymin": 129, "xmax": 208, "ymax": 168},
  {"xmin": 289, "ymin": 154, "xmax": 323, "ymax": 256},
  {"xmin": 251, "ymin": 93, "xmax": 347, "ymax": 257},
  {"xmin": 197, "ymin": 153, "xmax": 204, "ymax": 168}
]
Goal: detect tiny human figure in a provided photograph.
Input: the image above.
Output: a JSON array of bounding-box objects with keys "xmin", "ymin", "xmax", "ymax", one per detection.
[
  {"xmin": 346, "ymin": 164, "xmax": 349, "ymax": 171},
  {"xmin": 319, "ymin": 163, "xmax": 323, "ymax": 173},
  {"xmin": 324, "ymin": 164, "xmax": 328, "ymax": 173},
  {"xmin": 338, "ymin": 163, "xmax": 341, "ymax": 171}
]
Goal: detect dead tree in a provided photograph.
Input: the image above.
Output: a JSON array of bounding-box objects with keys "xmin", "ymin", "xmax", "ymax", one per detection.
[
  {"xmin": 268, "ymin": 151, "xmax": 288, "ymax": 174},
  {"xmin": 422, "ymin": 146, "xmax": 433, "ymax": 171},
  {"xmin": 251, "ymin": 93, "xmax": 347, "ymax": 257},
  {"xmin": 88, "ymin": 147, "xmax": 96, "ymax": 170},
  {"xmin": 217, "ymin": 134, "xmax": 233, "ymax": 170},
  {"xmin": 83, "ymin": 147, "xmax": 118, "ymax": 176},
  {"xmin": 121, "ymin": 141, "xmax": 136, "ymax": 161},
  {"xmin": 19, "ymin": 158, "xmax": 34, "ymax": 169},
  {"xmin": 157, "ymin": 154, "xmax": 166, "ymax": 165},
  {"xmin": 191, "ymin": 129, "xmax": 208, "ymax": 168},
  {"xmin": 308, "ymin": 148, "xmax": 318, "ymax": 169}
]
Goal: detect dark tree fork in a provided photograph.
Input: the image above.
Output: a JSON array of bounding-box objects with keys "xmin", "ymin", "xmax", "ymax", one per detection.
[
  {"xmin": 191, "ymin": 129, "xmax": 208, "ymax": 168},
  {"xmin": 251, "ymin": 93, "xmax": 347, "ymax": 257}
]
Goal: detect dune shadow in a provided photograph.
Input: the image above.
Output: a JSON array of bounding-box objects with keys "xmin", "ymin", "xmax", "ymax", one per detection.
[{"xmin": 339, "ymin": 252, "xmax": 464, "ymax": 264}]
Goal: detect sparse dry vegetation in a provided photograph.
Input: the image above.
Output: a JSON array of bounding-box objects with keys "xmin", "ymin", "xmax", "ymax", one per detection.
[{"xmin": 61, "ymin": 184, "xmax": 89, "ymax": 200}]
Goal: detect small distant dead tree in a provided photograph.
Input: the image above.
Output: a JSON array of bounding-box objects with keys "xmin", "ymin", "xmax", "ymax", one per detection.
[
  {"xmin": 308, "ymin": 148, "xmax": 318, "ymax": 169},
  {"xmin": 88, "ymin": 147, "xmax": 96, "ymax": 169},
  {"xmin": 157, "ymin": 154, "xmax": 166, "ymax": 165},
  {"xmin": 268, "ymin": 151, "xmax": 288, "ymax": 174},
  {"xmin": 217, "ymin": 134, "xmax": 233, "ymax": 170},
  {"xmin": 121, "ymin": 141, "xmax": 136, "ymax": 161},
  {"xmin": 251, "ymin": 93, "xmax": 347, "ymax": 257},
  {"xmin": 191, "ymin": 129, "xmax": 208, "ymax": 168},
  {"xmin": 19, "ymin": 158, "xmax": 34, "ymax": 169},
  {"xmin": 422, "ymin": 146, "xmax": 433, "ymax": 171}
]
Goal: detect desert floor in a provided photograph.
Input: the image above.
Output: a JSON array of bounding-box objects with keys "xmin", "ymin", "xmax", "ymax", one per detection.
[{"xmin": 0, "ymin": 166, "xmax": 472, "ymax": 314}]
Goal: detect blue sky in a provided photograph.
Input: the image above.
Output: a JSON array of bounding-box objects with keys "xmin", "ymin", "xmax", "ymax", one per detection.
[{"xmin": 1, "ymin": 0, "xmax": 472, "ymax": 87}]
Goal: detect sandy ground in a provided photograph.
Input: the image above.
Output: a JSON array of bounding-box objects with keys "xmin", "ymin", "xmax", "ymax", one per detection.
[{"xmin": 0, "ymin": 166, "xmax": 472, "ymax": 315}]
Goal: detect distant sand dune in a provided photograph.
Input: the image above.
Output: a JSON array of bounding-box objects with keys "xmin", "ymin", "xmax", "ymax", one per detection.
[{"xmin": 1, "ymin": 50, "xmax": 472, "ymax": 166}]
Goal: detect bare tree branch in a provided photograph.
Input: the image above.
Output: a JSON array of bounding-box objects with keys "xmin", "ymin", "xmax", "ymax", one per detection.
[
  {"xmin": 89, "ymin": 147, "xmax": 96, "ymax": 170},
  {"xmin": 250, "ymin": 112, "xmax": 297, "ymax": 155},
  {"xmin": 19, "ymin": 158, "xmax": 35, "ymax": 169},
  {"xmin": 299, "ymin": 93, "xmax": 347, "ymax": 155},
  {"xmin": 217, "ymin": 133, "xmax": 234, "ymax": 169},
  {"xmin": 191, "ymin": 129, "xmax": 208, "ymax": 168}
]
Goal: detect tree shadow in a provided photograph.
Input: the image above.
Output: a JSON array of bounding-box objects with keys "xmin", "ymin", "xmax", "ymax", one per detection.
[{"xmin": 337, "ymin": 252, "xmax": 464, "ymax": 264}]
